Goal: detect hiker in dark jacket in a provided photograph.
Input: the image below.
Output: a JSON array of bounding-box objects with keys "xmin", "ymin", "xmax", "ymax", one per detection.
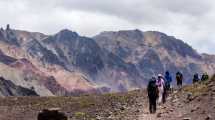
[
  {"xmin": 201, "ymin": 73, "xmax": 209, "ymax": 81},
  {"xmin": 147, "ymin": 77, "xmax": 158, "ymax": 114},
  {"xmin": 176, "ymin": 72, "xmax": 183, "ymax": 90},
  {"xmin": 193, "ymin": 73, "xmax": 200, "ymax": 83}
]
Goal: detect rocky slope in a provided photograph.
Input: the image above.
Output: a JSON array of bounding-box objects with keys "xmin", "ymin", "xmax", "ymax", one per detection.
[
  {"xmin": 0, "ymin": 76, "xmax": 38, "ymax": 96},
  {"xmin": 0, "ymin": 24, "xmax": 215, "ymax": 96},
  {"xmin": 42, "ymin": 29, "xmax": 142, "ymax": 91},
  {"xmin": 94, "ymin": 30, "xmax": 215, "ymax": 83},
  {"xmin": 0, "ymin": 25, "xmax": 99, "ymax": 96}
]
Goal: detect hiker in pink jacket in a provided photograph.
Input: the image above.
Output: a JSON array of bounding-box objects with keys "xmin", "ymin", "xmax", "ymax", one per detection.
[{"xmin": 156, "ymin": 74, "xmax": 165, "ymax": 104}]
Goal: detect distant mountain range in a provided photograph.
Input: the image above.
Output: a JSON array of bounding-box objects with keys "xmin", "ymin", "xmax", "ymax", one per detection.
[{"xmin": 0, "ymin": 25, "xmax": 214, "ymax": 96}]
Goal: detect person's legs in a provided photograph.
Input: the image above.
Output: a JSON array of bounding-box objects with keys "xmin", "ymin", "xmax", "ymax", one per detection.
[
  {"xmin": 177, "ymin": 80, "xmax": 180, "ymax": 90},
  {"xmin": 152, "ymin": 98, "xmax": 157, "ymax": 113},
  {"xmin": 149, "ymin": 98, "xmax": 153, "ymax": 113},
  {"xmin": 180, "ymin": 80, "xmax": 182, "ymax": 90},
  {"xmin": 162, "ymin": 89, "xmax": 166, "ymax": 103},
  {"xmin": 158, "ymin": 88, "xmax": 163, "ymax": 104},
  {"xmin": 166, "ymin": 84, "xmax": 170, "ymax": 96},
  {"xmin": 177, "ymin": 80, "xmax": 182, "ymax": 90}
]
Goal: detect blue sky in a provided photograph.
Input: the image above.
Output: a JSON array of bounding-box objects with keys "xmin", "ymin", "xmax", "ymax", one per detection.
[{"xmin": 0, "ymin": 0, "xmax": 214, "ymax": 54}]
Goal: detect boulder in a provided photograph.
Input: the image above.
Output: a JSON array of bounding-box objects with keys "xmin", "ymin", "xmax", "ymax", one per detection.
[{"xmin": 37, "ymin": 109, "xmax": 67, "ymax": 120}]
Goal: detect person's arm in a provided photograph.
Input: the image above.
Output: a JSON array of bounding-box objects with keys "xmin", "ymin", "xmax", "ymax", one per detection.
[
  {"xmin": 147, "ymin": 82, "xmax": 150, "ymax": 92},
  {"xmin": 147, "ymin": 82, "xmax": 151, "ymax": 97},
  {"xmin": 170, "ymin": 76, "xmax": 172, "ymax": 82}
]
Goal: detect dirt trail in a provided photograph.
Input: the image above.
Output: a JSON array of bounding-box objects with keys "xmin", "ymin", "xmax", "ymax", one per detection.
[
  {"xmin": 137, "ymin": 95, "xmax": 166, "ymax": 120},
  {"xmin": 138, "ymin": 78, "xmax": 215, "ymax": 120}
]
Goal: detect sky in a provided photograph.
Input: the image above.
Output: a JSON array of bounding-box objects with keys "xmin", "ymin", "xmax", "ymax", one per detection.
[{"xmin": 0, "ymin": 0, "xmax": 215, "ymax": 54}]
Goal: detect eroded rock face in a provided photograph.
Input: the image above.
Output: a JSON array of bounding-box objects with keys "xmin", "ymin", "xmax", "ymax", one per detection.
[
  {"xmin": 138, "ymin": 49, "xmax": 164, "ymax": 78},
  {"xmin": 42, "ymin": 29, "xmax": 105, "ymax": 75},
  {"xmin": 0, "ymin": 25, "xmax": 20, "ymax": 46},
  {"xmin": 0, "ymin": 76, "xmax": 38, "ymax": 96},
  {"xmin": 42, "ymin": 29, "xmax": 142, "ymax": 91},
  {"xmin": 37, "ymin": 109, "xmax": 67, "ymax": 120},
  {"xmin": 94, "ymin": 30, "xmax": 215, "ymax": 83}
]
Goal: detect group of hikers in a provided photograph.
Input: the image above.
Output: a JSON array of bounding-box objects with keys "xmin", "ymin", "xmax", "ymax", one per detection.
[{"xmin": 147, "ymin": 71, "xmax": 209, "ymax": 114}]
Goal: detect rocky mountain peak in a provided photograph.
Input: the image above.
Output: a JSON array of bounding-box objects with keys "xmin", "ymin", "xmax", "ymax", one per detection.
[
  {"xmin": 56, "ymin": 29, "xmax": 79, "ymax": 40},
  {"xmin": 98, "ymin": 29, "xmax": 143, "ymax": 40},
  {"xmin": 0, "ymin": 25, "xmax": 20, "ymax": 46},
  {"xmin": 6, "ymin": 24, "xmax": 10, "ymax": 31}
]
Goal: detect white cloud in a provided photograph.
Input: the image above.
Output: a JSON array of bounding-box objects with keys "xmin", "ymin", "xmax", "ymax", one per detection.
[{"xmin": 0, "ymin": 0, "xmax": 214, "ymax": 54}]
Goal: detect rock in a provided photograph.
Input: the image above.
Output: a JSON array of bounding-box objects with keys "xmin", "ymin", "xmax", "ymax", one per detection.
[
  {"xmin": 157, "ymin": 113, "xmax": 162, "ymax": 118},
  {"xmin": 135, "ymin": 109, "xmax": 140, "ymax": 113},
  {"xmin": 201, "ymin": 110, "xmax": 206, "ymax": 114},
  {"xmin": 191, "ymin": 106, "xmax": 200, "ymax": 113},
  {"xmin": 37, "ymin": 109, "xmax": 67, "ymax": 120},
  {"xmin": 183, "ymin": 118, "xmax": 191, "ymax": 120},
  {"xmin": 96, "ymin": 116, "xmax": 102, "ymax": 120},
  {"xmin": 197, "ymin": 97, "xmax": 202, "ymax": 101},
  {"xmin": 169, "ymin": 109, "xmax": 174, "ymax": 112},
  {"xmin": 120, "ymin": 106, "xmax": 125, "ymax": 111},
  {"xmin": 202, "ymin": 93, "xmax": 209, "ymax": 96},
  {"xmin": 187, "ymin": 92, "xmax": 192, "ymax": 101},
  {"xmin": 191, "ymin": 109, "xmax": 195, "ymax": 113},
  {"xmin": 205, "ymin": 114, "xmax": 211, "ymax": 120}
]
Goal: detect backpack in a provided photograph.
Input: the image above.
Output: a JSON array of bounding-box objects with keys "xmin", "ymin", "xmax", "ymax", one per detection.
[{"xmin": 176, "ymin": 72, "xmax": 182, "ymax": 81}]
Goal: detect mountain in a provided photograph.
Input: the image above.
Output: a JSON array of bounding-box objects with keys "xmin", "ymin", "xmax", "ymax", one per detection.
[
  {"xmin": 94, "ymin": 30, "xmax": 215, "ymax": 83},
  {"xmin": 0, "ymin": 25, "xmax": 214, "ymax": 96},
  {"xmin": 42, "ymin": 29, "xmax": 142, "ymax": 91},
  {"xmin": 0, "ymin": 25, "xmax": 100, "ymax": 96}
]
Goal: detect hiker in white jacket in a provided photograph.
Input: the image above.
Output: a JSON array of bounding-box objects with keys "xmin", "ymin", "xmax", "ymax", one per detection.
[{"xmin": 156, "ymin": 74, "xmax": 165, "ymax": 104}]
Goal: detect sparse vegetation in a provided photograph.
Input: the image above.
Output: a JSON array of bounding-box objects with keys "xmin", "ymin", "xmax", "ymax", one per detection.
[
  {"xmin": 183, "ymin": 74, "xmax": 215, "ymax": 96},
  {"xmin": 183, "ymin": 83, "xmax": 208, "ymax": 96},
  {"xmin": 74, "ymin": 112, "xmax": 86, "ymax": 119}
]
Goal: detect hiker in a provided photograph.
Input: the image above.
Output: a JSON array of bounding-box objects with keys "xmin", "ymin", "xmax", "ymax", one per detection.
[
  {"xmin": 156, "ymin": 74, "xmax": 165, "ymax": 104},
  {"xmin": 193, "ymin": 73, "xmax": 200, "ymax": 83},
  {"xmin": 176, "ymin": 72, "xmax": 183, "ymax": 90},
  {"xmin": 147, "ymin": 77, "xmax": 158, "ymax": 114},
  {"xmin": 164, "ymin": 71, "xmax": 172, "ymax": 101},
  {"xmin": 164, "ymin": 71, "xmax": 172, "ymax": 91},
  {"xmin": 201, "ymin": 73, "xmax": 209, "ymax": 81}
]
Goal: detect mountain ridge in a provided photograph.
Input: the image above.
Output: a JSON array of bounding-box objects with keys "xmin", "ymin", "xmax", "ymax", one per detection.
[{"xmin": 0, "ymin": 25, "xmax": 214, "ymax": 96}]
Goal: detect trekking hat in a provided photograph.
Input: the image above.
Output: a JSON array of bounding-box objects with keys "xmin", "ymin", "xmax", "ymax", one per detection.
[{"xmin": 158, "ymin": 74, "xmax": 162, "ymax": 77}]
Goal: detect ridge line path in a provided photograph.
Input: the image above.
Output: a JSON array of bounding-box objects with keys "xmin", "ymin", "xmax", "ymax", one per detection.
[{"xmin": 138, "ymin": 90, "xmax": 181, "ymax": 120}]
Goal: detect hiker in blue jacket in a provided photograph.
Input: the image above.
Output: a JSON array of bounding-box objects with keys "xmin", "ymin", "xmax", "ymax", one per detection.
[
  {"xmin": 163, "ymin": 71, "xmax": 172, "ymax": 103},
  {"xmin": 165, "ymin": 71, "xmax": 172, "ymax": 91}
]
